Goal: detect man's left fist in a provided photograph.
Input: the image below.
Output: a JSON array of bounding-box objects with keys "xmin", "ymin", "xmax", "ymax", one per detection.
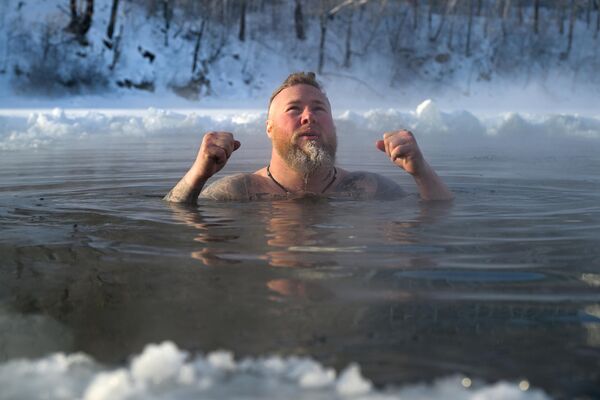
[{"xmin": 376, "ymin": 130, "xmax": 425, "ymax": 176}]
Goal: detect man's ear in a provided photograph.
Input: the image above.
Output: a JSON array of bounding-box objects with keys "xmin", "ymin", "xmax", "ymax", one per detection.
[{"xmin": 266, "ymin": 120, "xmax": 273, "ymax": 139}]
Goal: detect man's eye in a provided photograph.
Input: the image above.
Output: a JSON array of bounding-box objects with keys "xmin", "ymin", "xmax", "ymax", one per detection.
[{"xmin": 287, "ymin": 107, "xmax": 300, "ymax": 112}]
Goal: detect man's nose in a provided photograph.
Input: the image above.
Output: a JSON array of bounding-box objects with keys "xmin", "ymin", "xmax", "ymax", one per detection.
[{"xmin": 300, "ymin": 108, "xmax": 315, "ymax": 124}]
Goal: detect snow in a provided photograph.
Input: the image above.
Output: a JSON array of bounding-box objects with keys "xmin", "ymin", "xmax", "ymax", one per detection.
[
  {"xmin": 335, "ymin": 364, "xmax": 372, "ymax": 395},
  {"xmin": 1, "ymin": 100, "xmax": 598, "ymax": 152},
  {"xmin": 1, "ymin": 0, "xmax": 600, "ymax": 113},
  {"xmin": 0, "ymin": 341, "xmax": 551, "ymax": 400}
]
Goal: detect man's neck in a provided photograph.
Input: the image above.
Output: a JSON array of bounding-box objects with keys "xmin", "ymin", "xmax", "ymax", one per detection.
[{"xmin": 267, "ymin": 155, "xmax": 335, "ymax": 194}]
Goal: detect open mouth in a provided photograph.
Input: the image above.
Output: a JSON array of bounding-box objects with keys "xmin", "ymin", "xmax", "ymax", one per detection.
[{"xmin": 296, "ymin": 129, "xmax": 320, "ymax": 140}]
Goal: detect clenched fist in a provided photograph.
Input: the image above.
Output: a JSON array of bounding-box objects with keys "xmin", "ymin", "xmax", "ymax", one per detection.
[
  {"xmin": 192, "ymin": 131, "xmax": 241, "ymax": 181},
  {"xmin": 376, "ymin": 130, "xmax": 425, "ymax": 176}
]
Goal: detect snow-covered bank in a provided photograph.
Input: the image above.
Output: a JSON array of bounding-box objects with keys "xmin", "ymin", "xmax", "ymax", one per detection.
[
  {"xmin": 0, "ymin": 341, "xmax": 548, "ymax": 400},
  {"xmin": 1, "ymin": 0, "xmax": 600, "ymax": 111},
  {"xmin": 1, "ymin": 100, "xmax": 599, "ymax": 151}
]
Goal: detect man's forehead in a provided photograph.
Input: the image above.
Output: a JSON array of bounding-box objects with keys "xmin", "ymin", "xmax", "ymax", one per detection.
[{"xmin": 272, "ymin": 84, "xmax": 330, "ymax": 107}]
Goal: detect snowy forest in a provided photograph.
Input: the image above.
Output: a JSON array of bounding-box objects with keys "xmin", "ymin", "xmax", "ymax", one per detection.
[{"xmin": 1, "ymin": 0, "xmax": 599, "ymax": 103}]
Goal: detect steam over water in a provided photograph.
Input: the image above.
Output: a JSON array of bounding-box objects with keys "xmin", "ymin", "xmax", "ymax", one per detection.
[{"xmin": 1, "ymin": 103, "xmax": 599, "ymax": 399}]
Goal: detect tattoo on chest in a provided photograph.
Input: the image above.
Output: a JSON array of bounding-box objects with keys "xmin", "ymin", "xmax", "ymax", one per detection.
[{"xmin": 335, "ymin": 174, "xmax": 370, "ymax": 193}]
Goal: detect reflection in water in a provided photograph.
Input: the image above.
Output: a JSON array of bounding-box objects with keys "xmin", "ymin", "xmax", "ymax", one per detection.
[
  {"xmin": 585, "ymin": 305, "xmax": 600, "ymax": 347},
  {"xmin": 265, "ymin": 199, "xmax": 340, "ymax": 269}
]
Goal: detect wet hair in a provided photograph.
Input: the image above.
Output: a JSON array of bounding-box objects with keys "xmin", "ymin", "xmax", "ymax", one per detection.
[{"xmin": 268, "ymin": 72, "xmax": 325, "ymax": 110}]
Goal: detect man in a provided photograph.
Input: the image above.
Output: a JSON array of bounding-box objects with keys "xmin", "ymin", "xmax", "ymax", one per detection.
[{"xmin": 164, "ymin": 72, "xmax": 452, "ymax": 203}]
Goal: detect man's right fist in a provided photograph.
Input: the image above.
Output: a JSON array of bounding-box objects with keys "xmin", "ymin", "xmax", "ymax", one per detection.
[{"xmin": 193, "ymin": 131, "xmax": 241, "ymax": 181}]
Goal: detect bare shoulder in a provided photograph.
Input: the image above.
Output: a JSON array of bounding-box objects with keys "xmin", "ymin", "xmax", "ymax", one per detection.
[
  {"xmin": 199, "ymin": 173, "xmax": 273, "ymax": 201},
  {"xmin": 200, "ymin": 174, "xmax": 253, "ymax": 201},
  {"xmin": 333, "ymin": 171, "xmax": 405, "ymax": 199}
]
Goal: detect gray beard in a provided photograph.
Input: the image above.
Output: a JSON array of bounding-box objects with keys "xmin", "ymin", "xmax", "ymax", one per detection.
[{"xmin": 284, "ymin": 141, "xmax": 335, "ymax": 177}]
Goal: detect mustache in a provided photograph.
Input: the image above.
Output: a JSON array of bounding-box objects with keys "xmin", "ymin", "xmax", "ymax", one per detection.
[{"xmin": 293, "ymin": 126, "xmax": 320, "ymax": 138}]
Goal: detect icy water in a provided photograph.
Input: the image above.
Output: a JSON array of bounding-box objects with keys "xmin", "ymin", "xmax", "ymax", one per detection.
[{"xmin": 1, "ymin": 108, "xmax": 600, "ymax": 399}]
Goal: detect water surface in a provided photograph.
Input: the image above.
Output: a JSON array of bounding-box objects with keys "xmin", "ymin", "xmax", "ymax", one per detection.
[{"xmin": 1, "ymin": 129, "xmax": 599, "ymax": 399}]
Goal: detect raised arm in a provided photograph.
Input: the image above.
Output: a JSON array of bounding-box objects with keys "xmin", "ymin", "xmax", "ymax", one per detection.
[
  {"xmin": 376, "ymin": 130, "xmax": 453, "ymax": 201},
  {"xmin": 164, "ymin": 131, "xmax": 241, "ymax": 204}
]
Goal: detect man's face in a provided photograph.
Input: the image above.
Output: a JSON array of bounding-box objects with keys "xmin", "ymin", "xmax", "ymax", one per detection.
[{"xmin": 267, "ymin": 84, "xmax": 337, "ymax": 174}]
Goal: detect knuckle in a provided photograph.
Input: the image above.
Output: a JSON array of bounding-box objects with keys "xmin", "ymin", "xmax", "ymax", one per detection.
[{"xmin": 204, "ymin": 132, "xmax": 217, "ymax": 141}]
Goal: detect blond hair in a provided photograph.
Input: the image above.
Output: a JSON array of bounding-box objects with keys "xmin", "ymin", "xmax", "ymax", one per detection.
[{"xmin": 268, "ymin": 72, "xmax": 325, "ymax": 110}]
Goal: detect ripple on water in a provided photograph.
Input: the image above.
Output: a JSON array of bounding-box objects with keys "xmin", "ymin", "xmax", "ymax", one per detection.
[{"xmin": 394, "ymin": 270, "xmax": 546, "ymax": 283}]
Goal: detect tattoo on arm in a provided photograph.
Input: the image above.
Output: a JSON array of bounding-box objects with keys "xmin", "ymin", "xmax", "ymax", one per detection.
[
  {"xmin": 334, "ymin": 172, "xmax": 405, "ymax": 200},
  {"xmin": 374, "ymin": 174, "xmax": 406, "ymax": 199},
  {"xmin": 200, "ymin": 174, "xmax": 252, "ymax": 201},
  {"xmin": 163, "ymin": 178, "xmax": 203, "ymax": 204}
]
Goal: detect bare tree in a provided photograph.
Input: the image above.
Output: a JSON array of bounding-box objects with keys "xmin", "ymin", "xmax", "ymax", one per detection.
[
  {"xmin": 106, "ymin": 0, "xmax": 120, "ymax": 41},
  {"xmin": 294, "ymin": 0, "xmax": 306, "ymax": 40},
  {"xmin": 344, "ymin": 5, "xmax": 354, "ymax": 67},
  {"xmin": 430, "ymin": 0, "xmax": 455, "ymax": 42},
  {"xmin": 533, "ymin": 0, "xmax": 540, "ymax": 33},
  {"xmin": 162, "ymin": 0, "xmax": 171, "ymax": 47},
  {"xmin": 411, "ymin": 0, "xmax": 419, "ymax": 30},
  {"xmin": 238, "ymin": 0, "xmax": 246, "ymax": 41},
  {"xmin": 427, "ymin": 0, "xmax": 432, "ymax": 32},
  {"xmin": 596, "ymin": 0, "xmax": 600, "ymax": 38},
  {"xmin": 66, "ymin": 0, "xmax": 95, "ymax": 44},
  {"xmin": 558, "ymin": 0, "xmax": 566, "ymax": 35},
  {"xmin": 110, "ymin": 24, "xmax": 124, "ymax": 70},
  {"xmin": 466, "ymin": 0, "xmax": 474, "ymax": 56},
  {"xmin": 192, "ymin": 20, "xmax": 207, "ymax": 73},
  {"xmin": 563, "ymin": 0, "xmax": 577, "ymax": 58},
  {"xmin": 501, "ymin": 0, "xmax": 511, "ymax": 38},
  {"xmin": 318, "ymin": 12, "xmax": 328, "ymax": 74}
]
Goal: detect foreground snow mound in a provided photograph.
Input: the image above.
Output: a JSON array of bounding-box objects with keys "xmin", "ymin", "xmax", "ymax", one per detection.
[{"xmin": 0, "ymin": 341, "xmax": 549, "ymax": 400}]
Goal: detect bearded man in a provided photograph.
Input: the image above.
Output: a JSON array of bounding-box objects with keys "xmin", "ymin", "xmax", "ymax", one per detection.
[{"xmin": 164, "ymin": 72, "xmax": 453, "ymax": 203}]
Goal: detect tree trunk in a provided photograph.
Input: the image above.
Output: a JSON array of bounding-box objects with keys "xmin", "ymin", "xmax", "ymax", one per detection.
[
  {"xmin": 564, "ymin": 0, "xmax": 576, "ymax": 57},
  {"xmin": 428, "ymin": 0, "xmax": 433, "ymax": 33},
  {"xmin": 192, "ymin": 20, "xmax": 206, "ymax": 74},
  {"xmin": 447, "ymin": 8, "xmax": 455, "ymax": 49},
  {"xmin": 66, "ymin": 0, "xmax": 94, "ymax": 43},
  {"xmin": 501, "ymin": 0, "xmax": 511, "ymax": 38},
  {"xmin": 69, "ymin": 0, "xmax": 77, "ymax": 23},
  {"xmin": 238, "ymin": 0, "xmax": 246, "ymax": 42},
  {"xmin": 412, "ymin": 0, "xmax": 419, "ymax": 30},
  {"xmin": 294, "ymin": 0, "xmax": 306, "ymax": 40},
  {"xmin": 106, "ymin": 0, "xmax": 120, "ymax": 40},
  {"xmin": 533, "ymin": 0, "xmax": 540, "ymax": 34},
  {"xmin": 110, "ymin": 24, "xmax": 124, "ymax": 70},
  {"xmin": 163, "ymin": 0, "xmax": 170, "ymax": 47},
  {"xmin": 503, "ymin": 0, "xmax": 511, "ymax": 19},
  {"xmin": 318, "ymin": 14, "xmax": 327, "ymax": 74},
  {"xmin": 431, "ymin": 0, "xmax": 452, "ymax": 42},
  {"xmin": 559, "ymin": 0, "xmax": 566, "ymax": 35},
  {"xmin": 80, "ymin": 0, "xmax": 94, "ymax": 36},
  {"xmin": 344, "ymin": 7, "xmax": 354, "ymax": 68},
  {"xmin": 596, "ymin": 0, "xmax": 600, "ymax": 38},
  {"xmin": 466, "ymin": 0, "xmax": 473, "ymax": 56},
  {"xmin": 483, "ymin": 0, "xmax": 489, "ymax": 38}
]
